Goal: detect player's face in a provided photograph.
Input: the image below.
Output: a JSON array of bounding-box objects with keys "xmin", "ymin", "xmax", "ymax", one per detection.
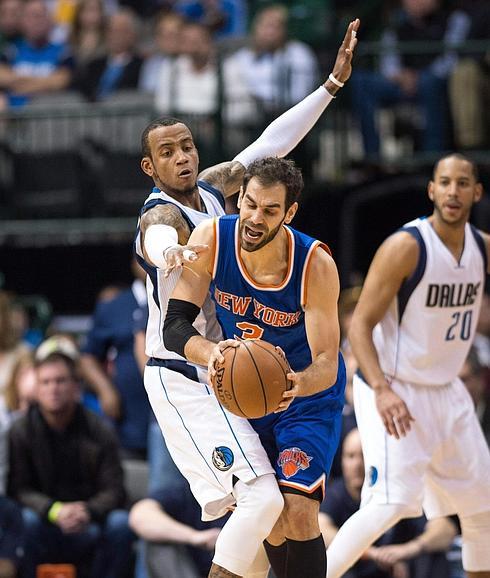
[
  {"xmin": 428, "ymin": 157, "xmax": 482, "ymax": 227},
  {"xmin": 141, "ymin": 124, "xmax": 199, "ymax": 197},
  {"xmin": 36, "ymin": 361, "xmax": 78, "ymax": 415},
  {"xmin": 238, "ymin": 178, "xmax": 297, "ymax": 252}
]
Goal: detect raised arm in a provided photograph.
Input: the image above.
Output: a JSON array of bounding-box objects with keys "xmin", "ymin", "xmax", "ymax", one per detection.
[
  {"xmin": 198, "ymin": 19, "xmax": 360, "ymax": 198},
  {"xmin": 349, "ymin": 231, "xmax": 419, "ymax": 438}
]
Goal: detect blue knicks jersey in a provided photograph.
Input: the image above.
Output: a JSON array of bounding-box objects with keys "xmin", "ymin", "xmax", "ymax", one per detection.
[{"xmin": 210, "ymin": 214, "xmax": 327, "ymax": 372}]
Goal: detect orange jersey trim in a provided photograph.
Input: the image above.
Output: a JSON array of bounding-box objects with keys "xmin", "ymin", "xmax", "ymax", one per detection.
[
  {"xmin": 210, "ymin": 217, "xmax": 219, "ymax": 279},
  {"xmin": 301, "ymin": 242, "xmax": 331, "ymax": 308},
  {"xmin": 279, "ymin": 474, "xmax": 326, "ymax": 497}
]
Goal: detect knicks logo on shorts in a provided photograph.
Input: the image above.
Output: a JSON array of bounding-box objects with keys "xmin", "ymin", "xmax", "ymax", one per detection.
[
  {"xmin": 212, "ymin": 446, "xmax": 234, "ymax": 471},
  {"xmin": 277, "ymin": 447, "xmax": 312, "ymax": 479}
]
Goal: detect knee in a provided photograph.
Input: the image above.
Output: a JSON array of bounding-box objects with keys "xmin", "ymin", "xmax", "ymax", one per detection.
[
  {"xmin": 237, "ymin": 474, "xmax": 284, "ymax": 532},
  {"xmin": 460, "ymin": 510, "xmax": 490, "ymax": 572}
]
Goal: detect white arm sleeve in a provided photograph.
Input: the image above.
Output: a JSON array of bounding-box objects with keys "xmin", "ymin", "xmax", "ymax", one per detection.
[
  {"xmin": 233, "ymin": 86, "xmax": 334, "ymax": 168},
  {"xmin": 144, "ymin": 224, "xmax": 179, "ymax": 269}
]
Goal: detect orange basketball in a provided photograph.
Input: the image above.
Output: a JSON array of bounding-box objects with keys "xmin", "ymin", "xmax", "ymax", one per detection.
[{"xmin": 212, "ymin": 339, "xmax": 292, "ymax": 418}]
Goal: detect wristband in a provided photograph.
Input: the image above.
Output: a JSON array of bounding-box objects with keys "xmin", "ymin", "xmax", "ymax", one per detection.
[
  {"xmin": 328, "ymin": 73, "xmax": 345, "ymax": 88},
  {"xmin": 144, "ymin": 224, "xmax": 179, "ymax": 269},
  {"xmin": 48, "ymin": 501, "xmax": 63, "ymax": 523}
]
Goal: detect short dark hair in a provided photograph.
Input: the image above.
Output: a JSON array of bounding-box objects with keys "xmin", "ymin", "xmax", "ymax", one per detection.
[
  {"xmin": 243, "ymin": 157, "xmax": 303, "ymax": 210},
  {"xmin": 433, "ymin": 153, "xmax": 480, "ymax": 182},
  {"xmin": 141, "ymin": 117, "xmax": 188, "ymax": 158},
  {"xmin": 35, "ymin": 352, "xmax": 77, "ymax": 380}
]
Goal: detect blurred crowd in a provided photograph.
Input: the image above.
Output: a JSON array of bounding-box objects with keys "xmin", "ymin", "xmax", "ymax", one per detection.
[
  {"xmin": 0, "ymin": 260, "xmax": 489, "ymax": 577},
  {"xmin": 0, "ymin": 0, "xmax": 487, "ymax": 164}
]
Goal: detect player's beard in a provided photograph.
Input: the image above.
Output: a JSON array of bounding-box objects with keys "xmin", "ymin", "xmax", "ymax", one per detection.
[{"xmin": 239, "ymin": 218, "xmax": 284, "ymax": 252}]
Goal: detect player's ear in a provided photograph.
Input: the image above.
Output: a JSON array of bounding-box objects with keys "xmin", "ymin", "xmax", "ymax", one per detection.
[
  {"xmin": 237, "ymin": 186, "xmax": 244, "ymax": 208},
  {"xmin": 427, "ymin": 181, "xmax": 435, "ymax": 202},
  {"xmin": 474, "ymin": 182, "xmax": 483, "ymax": 203},
  {"xmin": 141, "ymin": 157, "xmax": 154, "ymax": 178},
  {"xmin": 284, "ymin": 202, "xmax": 298, "ymax": 224}
]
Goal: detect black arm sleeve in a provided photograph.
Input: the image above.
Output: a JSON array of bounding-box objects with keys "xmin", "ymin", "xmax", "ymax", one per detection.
[{"xmin": 163, "ymin": 298, "xmax": 201, "ymax": 358}]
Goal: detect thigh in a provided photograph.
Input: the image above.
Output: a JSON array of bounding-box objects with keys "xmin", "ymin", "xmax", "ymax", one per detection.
[
  {"xmin": 272, "ymin": 393, "xmax": 343, "ymax": 500},
  {"xmin": 353, "ymin": 375, "xmax": 427, "ymax": 514},
  {"xmin": 424, "ymin": 380, "xmax": 490, "ymax": 518},
  {"xmin": 144, "ymin": 365, "xmax": 274, "ymax": 520}
]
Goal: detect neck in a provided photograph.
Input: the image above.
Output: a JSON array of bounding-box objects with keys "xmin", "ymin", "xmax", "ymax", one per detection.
[
  {"xmin": 156, "ymin": 183, "xmax": 202, "ymax": 211},
  {"xmin": 429, "ymin": 214, "xmax": 467, "ymax": 257},
  {"xmin": 345, "ymin": 482, "xmax": 361, "ymax": 502},
  {"xmin": 240, "ymin": 227, "xmax": 289, "ymax": 281},
  {"xmin": 40, "ymin": 404, "xmax": 76, "ymax": 431}
]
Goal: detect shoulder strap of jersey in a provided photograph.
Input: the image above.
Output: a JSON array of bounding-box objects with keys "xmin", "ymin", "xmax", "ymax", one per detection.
[
  {"xmin": 198, "ymin": 180, "xmax": 226, "ymax": 211},
  {"xmin": 397, "ymin": 226, "xmax": 427, "ymax": 321},
  {"xmin": 469, "ymin": 224, "xmax": 488, "ymax": 273}
]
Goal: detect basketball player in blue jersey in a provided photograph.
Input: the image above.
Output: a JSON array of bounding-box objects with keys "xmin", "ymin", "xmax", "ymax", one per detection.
[
  {"xmin": 163, "ymin": 157, "xmax": 346, "ymax": 578},
  {"xmin": 135, "ymin": 20, "xmax": 359, "ymax": 578},
  {"xmin": 325, "ymin": 153, "xmax": 490, "ymax": 578}
]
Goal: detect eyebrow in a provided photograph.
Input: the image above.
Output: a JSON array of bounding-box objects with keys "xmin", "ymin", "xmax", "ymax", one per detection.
[{"xmin": 244, "ymin": 192, "xmax": 282, "ymax": 209}]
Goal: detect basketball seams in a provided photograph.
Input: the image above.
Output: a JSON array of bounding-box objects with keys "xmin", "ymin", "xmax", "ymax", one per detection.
[
  {"xmin": 229, "ymin": 345, "xmax": 247, "ymax": 418},
  {"xmin": 250, "ymin": 340, "xmax": 291, "ymax": 392},
  {"xmin": 241, "ymin": 340, "xmax": 268, "ymax": 416}
]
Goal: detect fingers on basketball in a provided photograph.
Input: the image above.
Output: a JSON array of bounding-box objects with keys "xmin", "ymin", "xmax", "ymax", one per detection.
[{"xmin": 211, "ymin": 339, "xmax": 292, "ymax": 418}]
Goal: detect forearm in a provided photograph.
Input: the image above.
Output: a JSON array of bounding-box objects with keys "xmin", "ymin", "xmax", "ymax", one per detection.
[
  {"xmin": 183, "ymin": 335, "xmax": 217, "ymax": 367},
  {"xmin": 233, "ymin": 86, "xmax": 334, "ymax": 168},
  {"xmin": 130, "ymin": 501, "xmax": 200, "ymax": 544},
  {"xmin": 79, "ymin": 355, "xmax": 117, "ymax": 395},
  {"xmin": 349, "ymin": 322, "xmax": 389, "ymax": 390},
  {"xmin": 415, "ymin": 518, "xmax": 457, "ymax": 553},
  {"xmin": 296, "ymin": 351, "xmax": 338, "ymax": 396}
]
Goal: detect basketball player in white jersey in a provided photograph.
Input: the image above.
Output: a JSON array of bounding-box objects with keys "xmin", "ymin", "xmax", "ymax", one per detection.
[
  {"xmin": 326, "ymin": 153, "xmax": 490, "ymax": 578},
  {"xmin": 134, "ymin": 20, "xmax": 360, "ymax": 578}
]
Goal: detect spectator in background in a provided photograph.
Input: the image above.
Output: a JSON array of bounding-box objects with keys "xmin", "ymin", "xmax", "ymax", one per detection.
[
  {"xmin": 7, "ymin": 347, "xmax": 133, "ymax": 578},
  {"xmin": 0, "ymin": 0, "xmax": 73, "ymax": 107},
  {"xmin": 449, "ymin": 0, "xmax": 490, "ymax": 150},
  {"xmin": 0, "ymin": 292, "xmax": 30, "ymax": 405},
  {"xmin": 227, "ymin": 4, "xmax": 319, "ymax": 115},
  {"xmin": 72, "ymin": 7, "xmax": 142, "ymax": 101},
  {"xmin": 129, "ymin": 474, "xmax": 224, "ymax": 578},
  {"xmin": 349, "ymin": 0, "xmax": 470, "ymax": 160},
  {"xmin": 69, "ymin": 0, "xmax": 107, "ymax": 70},
  {"xmin": 174, "ymin": 0, "xmax": 247, "ymax": 39},
  {"xmin": 460, "ymin": 346, "xmax": 490, "ymax": 446},
  {"xmin": 138, "ymin": 10, "xmax": 183, "ymax": 94},
  {"xmin": 80, "ymin": 257, "xmax": 150, "ymax": 459},
  {"xmin": 0, "ymin": 399, "xmax": 23, "ymax": 578},
  {"xmin": 0, "ymin": 0, "xmax": 22, "ymax": 52},
  {"xmin": 153, "ymin": 20, "xmax": 254, "ymax": 126},
  {"xmin": 4, "ymin": 352, "xmax": 36, "ymax": 419},
  {"xmin": 320, "ymin": 429, "xmax": 458, "ymax": 578}
]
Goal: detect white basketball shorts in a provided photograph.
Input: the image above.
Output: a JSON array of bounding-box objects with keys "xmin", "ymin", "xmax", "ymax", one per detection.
[
  {"xmin": 144, "ymin": 360, "xmax": 274, "ymax": 520},
  {"xmin": 353, "ymin": 372, "xmax": 490, "ymax": 519}
]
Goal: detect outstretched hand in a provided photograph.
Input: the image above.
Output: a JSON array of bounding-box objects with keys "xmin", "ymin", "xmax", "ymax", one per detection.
[
  {"xmin": 329, "ymin": 18, "xmax": 360, "ymax": 85},
  {"xmin": 162, "ymin": 244, "xmax": 208, "ymax": 278}
]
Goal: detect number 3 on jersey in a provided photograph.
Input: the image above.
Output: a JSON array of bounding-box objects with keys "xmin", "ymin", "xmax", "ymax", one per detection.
[{"xmin": 235, "ymin": 321, "xmax": 264, "ymax": 340}]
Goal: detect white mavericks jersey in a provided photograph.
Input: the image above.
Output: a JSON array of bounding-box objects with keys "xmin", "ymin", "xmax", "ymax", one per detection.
[
  {"xmin": 134, "ymin": 182, "xmax": 225, "ymax": 361},
  {"xmin": 373, "ymin": 217, "xmax": 487, "ymax": 386}
]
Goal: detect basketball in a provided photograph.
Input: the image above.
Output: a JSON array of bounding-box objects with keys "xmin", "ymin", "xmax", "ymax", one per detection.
[{"xmin": 212, "ymin": 339, "xmax": 291, "ymax": 419}]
